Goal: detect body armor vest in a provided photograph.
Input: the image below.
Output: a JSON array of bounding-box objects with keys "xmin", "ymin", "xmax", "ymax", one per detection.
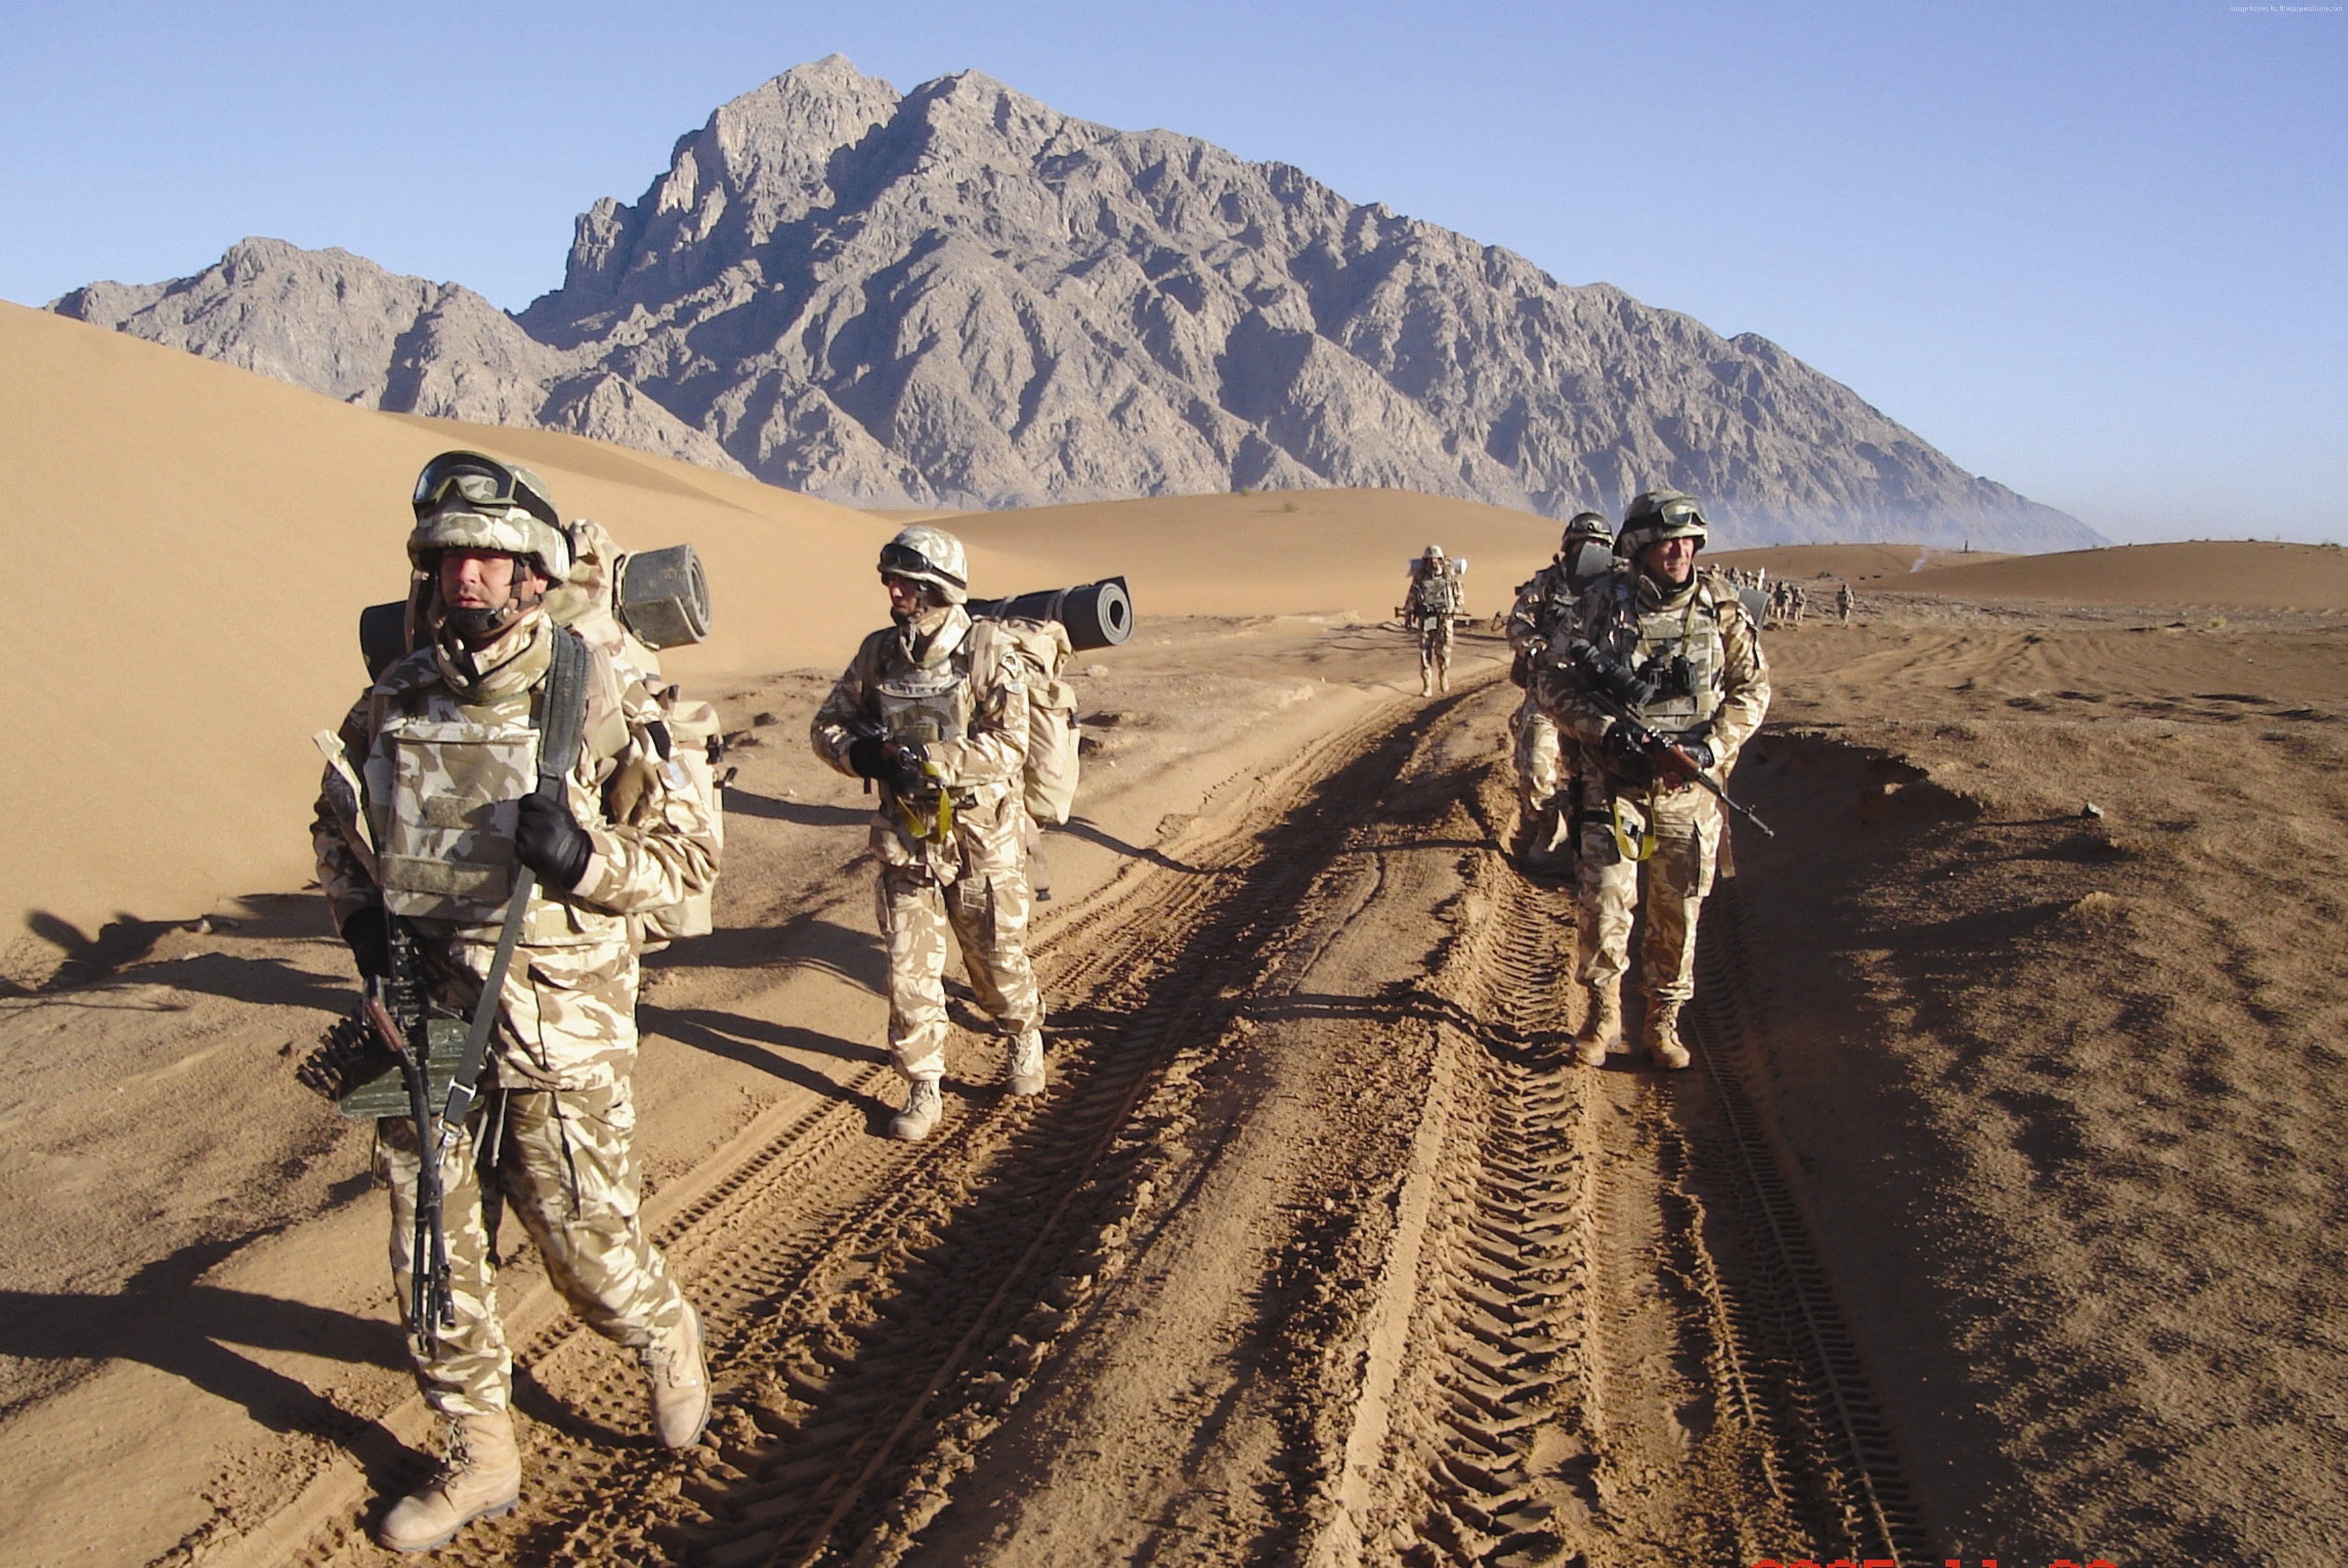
[
  {"xmin": 369, "ymin": 697, "xmax": 541, "ymax": 925},
  {"xmin": 1594, "ymin": 576, "xmax": 1730, "ymax": 731},
  {"xmin": 875, "ymin": 619, "xmax": 975, "ymax": 760},
  {"xmin": 1413, "ymin": 570, "xmax": 1460, "ymax": 616}
]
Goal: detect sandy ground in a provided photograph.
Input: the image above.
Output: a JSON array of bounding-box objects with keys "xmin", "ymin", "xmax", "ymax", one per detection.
[{"xmin": 6, "ymin": 326, "xmax": 2346, "ymax": 1566}]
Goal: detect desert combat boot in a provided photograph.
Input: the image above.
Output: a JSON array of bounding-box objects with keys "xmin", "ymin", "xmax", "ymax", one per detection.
[
  {"xmin": 1009, "ymin": 1028, "xmax": 1047, "ymax": 1096},
  {"xmin": 1572, "ymin": 982, "xmax": 1622, "ymax": 1068},
  {"xmin": 641, "ymin": 1302, "xmax": 712, "ymax": 1448},
  {"xmin": 376, "ymin": 1410, "xmax": 522, "ymax": 1553},
  {"xmin": 1646, "ymin": 1002, "xmax": 1692, "ymax": 1071},
  {"xmin": 890, "ymin": 1074, "xmax": 944, "ymax": 1141}
]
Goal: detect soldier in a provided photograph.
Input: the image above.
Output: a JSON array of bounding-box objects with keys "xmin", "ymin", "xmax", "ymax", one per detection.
[
  {"xmin": 812, "ymin": 525, "xmax": 1046, "ymax": 1142},
  {"xmin": 1506, "ymin": 511, "xmax": 1616, "ymax": 868},
  {"xmin": 1546, "ymin": 489, "xmax": 1770, "ymax": 1071},
  {"xmin": 312, "ymin": 452, "xmax": 719, "ymax": 1552},
  {"xmin": 1837, "ymin": 580, "xmax": 1854, "ymax": 624},
  {"xmin": 1406, "ymin": 544, "xmax": 1461, "ymax": 697}
]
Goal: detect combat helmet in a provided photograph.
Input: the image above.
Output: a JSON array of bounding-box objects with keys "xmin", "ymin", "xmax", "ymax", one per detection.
[
  {"xmin": 878, "ymin": 524, "xmax": 969, "ymax": 605},
  {"xmin": 406, "ymin": 451, "xmax": 573, "ymax": 582},
  {"xmin": 1614, "ymin": 489, "xmax": 1708, "ymax": 559},
  {"xmin": 1422, "ymin": 544, "xmax": 1446, "ymax": 560},
  {"xmin": 1561, "ymin": 510, "xmax": 1612, "ymax": 553}
]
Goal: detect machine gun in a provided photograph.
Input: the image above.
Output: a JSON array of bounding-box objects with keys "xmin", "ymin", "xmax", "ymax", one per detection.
[{"xmin": 1559, "ymin": 637, "xmax": 1774, "ymax": 838}]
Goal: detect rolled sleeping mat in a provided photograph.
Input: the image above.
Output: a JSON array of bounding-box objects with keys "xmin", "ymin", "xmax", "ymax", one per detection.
[
  {"xmin": 616, "ymin": 544, "xmax": 712, "ymax": 650},
  {"xmin": 970, "ymin": 576, "xmax": 1133, "ymax": 652}
]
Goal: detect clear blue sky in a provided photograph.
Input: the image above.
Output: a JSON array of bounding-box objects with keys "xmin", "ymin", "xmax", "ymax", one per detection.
[{"xmin": 3, "ymin": 0, "xmax": 2341, "ymax": 543}]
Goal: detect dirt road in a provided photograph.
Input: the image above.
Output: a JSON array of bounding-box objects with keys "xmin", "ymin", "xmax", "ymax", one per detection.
[{"xmin": 7, "ymin": 603, "xmax": 2346, "ymax": 1567}]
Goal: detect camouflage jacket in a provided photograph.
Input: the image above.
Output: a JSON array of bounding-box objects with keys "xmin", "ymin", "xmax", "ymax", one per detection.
[
  {"xmin": 810, "ymin": 604, "xmax": 1032, "ymax": 880},
  {"xmin": 1506, "ymin": 561, "xmax": 1581, "ymax": 657},
  {"xmin": 311, "ymin": 610, "xmax": 721, "ymax": 1089},
  {"xmin": 1543, "ymin": 568, "xmax": 1770, "ymax": 793}
]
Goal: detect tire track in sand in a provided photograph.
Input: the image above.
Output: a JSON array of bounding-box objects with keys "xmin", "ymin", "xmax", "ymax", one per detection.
[
  {"xmin": 1310, "ymin": 750, "xmax": 1926, "ymax": 1565},
  {"xmin": 239, "ymin": 681, "xmax": 1464, "ymax": 1567}
]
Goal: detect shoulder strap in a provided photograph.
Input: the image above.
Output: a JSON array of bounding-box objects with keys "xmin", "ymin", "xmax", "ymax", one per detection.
[{"xmin": 438, "ymin": 625, "xmax": 589, "ymax": 1134}]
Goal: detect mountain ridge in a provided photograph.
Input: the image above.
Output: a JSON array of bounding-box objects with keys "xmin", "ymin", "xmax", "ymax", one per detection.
[{"xmin": 47, "ymin": 55, "xmax": 2097, "ymax": 550}]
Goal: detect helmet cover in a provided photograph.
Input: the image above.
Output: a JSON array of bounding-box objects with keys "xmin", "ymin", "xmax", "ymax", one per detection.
[
  {"xmin": 1615, "ymin": 490, "xmax": 1708, "ymax": 559},
  {"xmin": 877, "ymin": 524, "xmax": 970, "ymax": 605}
]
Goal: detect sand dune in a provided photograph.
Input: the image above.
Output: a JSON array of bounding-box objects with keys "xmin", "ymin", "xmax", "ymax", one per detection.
[
  {"xmin": 0, "ymin": 315, "xmax": 1565, "ymax": 961},
  {"xmin": 10, "ymin": 290, "xmax": 2342, "ymax": 967},
  {"xmin": 1720, "ymin": 538, "xmax": 2348, "ymax": 610},
  {"xmin": 0, "ymin": 304, "xmax": 903, "ymax": 956}
]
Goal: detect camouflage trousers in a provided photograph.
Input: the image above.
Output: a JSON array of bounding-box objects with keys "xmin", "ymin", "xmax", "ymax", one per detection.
[
  {"xmin": 1573, "ymin": 782, "xmax": 1722, "ymax": 1007},
  {"xmin": 375, "ymin": 1079, "xmax": 688, "ymax": 1418},
  {"xmin": 877, "ymin": 859, "xmax": 1043, "ymax": 1080},
  {"xmin": 1419, "ymin": 618, "xmax": 1454, "ymax": 694},
  {"xmin": 1509, "ymin": 694, "xmax": 1568, "ymax": 860}
]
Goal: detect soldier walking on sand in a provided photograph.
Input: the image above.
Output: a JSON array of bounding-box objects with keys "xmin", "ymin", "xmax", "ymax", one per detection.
[
  {"xmin": 1506, "ymin": 511, "xmax": 1617, "ymax": 868},
  {"xmin": 312, "ymin": 453, "xmax": 719, "ymax": 1552},
  {"xmin": 812, "ymin": 525, "xmax": 1047, "ymax": 1142},
  {"xmin": 1837, "ymin": 580, "xmax": 1854, "ymax": 624},
  {"xmin": 1545, "ymin": 489, "xmax": 1770, "ymax": 1070},
  {"xmin": 1406, "ymin": 544, "xmax": 1462, "ymax": 697}
]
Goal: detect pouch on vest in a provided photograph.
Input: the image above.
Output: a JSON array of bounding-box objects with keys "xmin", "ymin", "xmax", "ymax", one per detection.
[{"xmin": 372, "ymin": 716, "xmax": 540, "ymax": 924}]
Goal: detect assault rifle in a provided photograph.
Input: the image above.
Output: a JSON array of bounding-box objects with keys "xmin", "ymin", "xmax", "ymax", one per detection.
[{"xmin": 1559, "ymin": 637, "xmax": 1774, "ymax": 839}]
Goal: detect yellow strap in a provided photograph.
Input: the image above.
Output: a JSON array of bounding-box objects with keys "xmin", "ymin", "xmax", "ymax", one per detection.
[{"xmin": 1611, "ymin": 795, "xmax": 1658, "ymax": 863}]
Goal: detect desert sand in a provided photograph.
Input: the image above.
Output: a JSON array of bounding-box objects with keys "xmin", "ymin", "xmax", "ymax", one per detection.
[{"xmin": 3, "ymin": 310, "xmax": 2344, "ymax": 1567}]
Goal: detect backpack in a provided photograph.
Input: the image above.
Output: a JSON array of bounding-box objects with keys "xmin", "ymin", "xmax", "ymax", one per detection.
[{"xmin": 970, "ymin": 616, "xmax": 1081, "ymax": 825}]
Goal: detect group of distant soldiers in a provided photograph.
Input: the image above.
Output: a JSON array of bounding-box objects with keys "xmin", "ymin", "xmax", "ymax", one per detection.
[
  {"xmin": 1714, "ymin": 565, "xmax": 1856, "ymax": 627},
  {"xmin": 1417, "ymin": 492, "xmax": 1774, "ymax": 1072}
]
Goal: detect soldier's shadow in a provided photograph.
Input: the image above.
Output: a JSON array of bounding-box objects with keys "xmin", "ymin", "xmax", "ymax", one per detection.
[
  {"xmin": 640, "ymin": 1003, "xmax": 887, "ymax": 1100},
  {"xmin": 0, "ymin": 1232, "xmax": 422, "ymax": 1483}
]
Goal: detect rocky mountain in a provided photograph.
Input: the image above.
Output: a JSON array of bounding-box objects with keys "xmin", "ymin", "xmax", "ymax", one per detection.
[
  {"xmin": 48, "ymin": 57, "xmax": 2095, "ymax": 549},
  {"xmin": 50, "ymin": 238, "xmax": 745, "ymax": 475}
]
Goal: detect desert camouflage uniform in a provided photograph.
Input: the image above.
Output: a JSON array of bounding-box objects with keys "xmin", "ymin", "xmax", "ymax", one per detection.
[
  {"xmin": 811, "ymin": 603, "xmax": 1041, "ymax": 1080},
  {"xmin": 312, "ymin": 609, "xmax": 719, "ymax": 1417},
  {"xmin": 1407, "ymin": 567, "xmax": 1460, "ymax": 696},
  {"xmin": 1506, "ymin": 558, "xmax": 1606, "ymax": 862},
  {"xmin": 1547, "ymin": 569, "xmax": 1770, "ymax": 1012}
]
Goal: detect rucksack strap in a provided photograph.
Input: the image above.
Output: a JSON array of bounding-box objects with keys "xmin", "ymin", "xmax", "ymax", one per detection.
[{"xmin": 438, "ymin": 626, "xmax": 590, "ymax": 1132}]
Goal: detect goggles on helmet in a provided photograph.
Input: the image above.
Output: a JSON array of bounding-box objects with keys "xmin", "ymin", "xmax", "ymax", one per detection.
[
  {"xmin": 411, "ymin": 451, "xmax": 561, "ymax": 531},
  {"xmin": 877, "ymin": 539, "xmax": 966, "ymax": 590}
]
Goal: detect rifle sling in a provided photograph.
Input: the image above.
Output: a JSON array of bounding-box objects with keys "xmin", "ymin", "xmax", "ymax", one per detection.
[{"xmin": 437, "ymin": 627, "xmax": 591, "ymax": 1135}]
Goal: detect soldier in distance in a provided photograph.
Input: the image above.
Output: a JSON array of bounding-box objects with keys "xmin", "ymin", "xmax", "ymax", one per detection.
[
  {"xmin": 311, "ymin": 452, "xmax": 718, "ymax": 1552},
  {"xmin": 1405, "ymin": 544, "xmax": 1462, "ymax": 697},
  {"xmin": 1543, "ymin": 489, "xmax": 1770, "ymax": 1070},
  {"xmin": 811, "ymin": 525, "xmax": 1048, "ymax": 1141}
]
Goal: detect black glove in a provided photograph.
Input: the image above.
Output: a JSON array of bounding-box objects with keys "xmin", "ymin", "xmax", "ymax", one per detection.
[
  {"xmin": 339, "ymin": 903, "xmax": 389, "ymax": 982},
  {"xmin": 515, "ymin": 791, "xmax": 595, "ymax": 892},
  {"xmin": 847, "ymin": 733, "xmax": 890, "ymax": 780},
  {"xmin": 1601, "ymin": 722, "xmax": 1650, "ymax": 774},
  {"xmin": 881, "ymin": 740, "xmax": 932, "ymax": 796}
]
